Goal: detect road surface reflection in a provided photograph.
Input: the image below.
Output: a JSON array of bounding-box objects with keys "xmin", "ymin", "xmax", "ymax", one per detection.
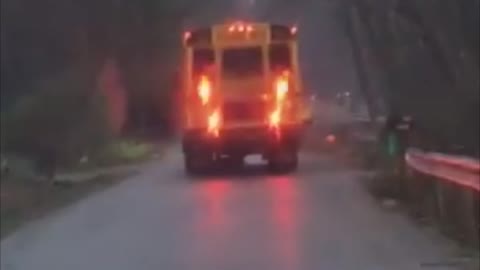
[
  {"xmin": 190, "ymin": 173, "xmax": 303, "ymax": 269},
  {"xmin": 268, "ymin": 176, "xmax": 302, "ymax": 270}
]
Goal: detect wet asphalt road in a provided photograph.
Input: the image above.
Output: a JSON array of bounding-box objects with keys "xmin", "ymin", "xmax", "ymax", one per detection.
[{"xmin": 0, "ymin": 150, "xmax": 457, "ymax": 270}]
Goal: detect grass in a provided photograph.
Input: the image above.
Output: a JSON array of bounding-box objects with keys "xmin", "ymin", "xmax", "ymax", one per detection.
[
  {"xmin": 66, "ymin": 139, "xmax": 159, "ymax": 173},
  {"xmin": 101, "ymin": 140, "xmax": 154, "ymax": 162}
]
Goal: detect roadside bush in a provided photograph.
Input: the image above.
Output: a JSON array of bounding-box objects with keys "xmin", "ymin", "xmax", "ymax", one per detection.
[{"xmin": 1, "ymin": 68, "xmax": 112, "ymax": 179}]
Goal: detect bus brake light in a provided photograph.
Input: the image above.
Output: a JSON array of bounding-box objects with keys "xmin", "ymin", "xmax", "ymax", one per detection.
[
  {"xmin": 275, "ymin": 77, "xmax": 289, "ymax": 102},
  {"xmin": 269, "ymin": 109, "xmax": 281, "ymax": 127},
  {"xmin": 208, "ymin": 109, "xmax": 221, "ymax": 137},
  {"xmin": 198, "ymin": 76, "xmax": 212, "ymax": 105}
]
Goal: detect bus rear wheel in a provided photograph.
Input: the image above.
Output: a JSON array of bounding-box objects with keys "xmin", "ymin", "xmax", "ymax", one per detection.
[
  {"xmin": 268, "ymin": 149, "xmax": 298, "ymax": 174},
  {"xmin": 184, "ymin": 150, "xmax": 214, "ymax": 175}
]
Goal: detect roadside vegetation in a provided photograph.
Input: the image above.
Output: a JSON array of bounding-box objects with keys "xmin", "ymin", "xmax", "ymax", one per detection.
[
  {"xmin": 337, "ymin": 2, "xmax": 479, "ymax": 264},
  {"xmin": 0, "ymin": 0, "xmax": 206, "ymax": 237},
  {"xmin": 340, "ymin": 0, "xmax": 479, "ymax": 156}
]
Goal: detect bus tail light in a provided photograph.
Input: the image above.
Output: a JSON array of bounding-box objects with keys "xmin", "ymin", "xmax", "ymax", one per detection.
[
  {"xmin": 269, "ymin": 109, "xmax": 281, "ymax": 128},
  {"xmin": 208, "ymin": 109, "xmax": 221, "ymax": 137},
  {"xmin": 275, "ymin": 76, "xmax": 289, "ymax": 102},
  {"xmin": 197, "ymin": 75, "xmax": 212, "ymax": 105},
  {"xmin": 269, "ymin": 108, "xmax": 282, "ymax": 139}
]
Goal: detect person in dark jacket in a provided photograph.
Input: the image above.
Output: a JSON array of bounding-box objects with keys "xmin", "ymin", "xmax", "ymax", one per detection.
[
  {"xmin": 379, "ymin": 111, "xmax": 414, "ymax": 158},
  {"xmin": 377, "ymin": 110, "xmax": 415, "ymax": 196}
]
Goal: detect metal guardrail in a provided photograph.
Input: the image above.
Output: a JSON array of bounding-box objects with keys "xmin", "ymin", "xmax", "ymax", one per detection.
[
  {"xmin": 405, "ymin": 148, "xmax": 480, "ymax": 192},
  {"xmin": 403, "ymin": 148, "xmax": 479, "ymax": 248}
]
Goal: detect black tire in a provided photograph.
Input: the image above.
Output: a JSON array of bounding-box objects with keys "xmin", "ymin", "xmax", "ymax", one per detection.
[
  {"xmin": 184, "ymin": 151, "xmax": 213, "ymax": 176},
  {"xmin": 268, "ymin": 150, "xmax": 298, "ymax": 174}
]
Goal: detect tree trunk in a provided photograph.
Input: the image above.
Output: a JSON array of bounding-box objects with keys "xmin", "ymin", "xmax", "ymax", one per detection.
[{"xmin": 344, "ymin": 4, "xmax": 378, "ymax": 121}]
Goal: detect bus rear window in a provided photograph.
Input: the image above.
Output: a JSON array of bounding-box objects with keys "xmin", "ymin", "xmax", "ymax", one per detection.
[
  {"xmin": 193, "ymin": 48, "xmax": 215, "ymax": 75},
  {"xmin": 222, "ymin": 47, "xmax": 263, "ymax": 77},
  {"xmin": 269, "ymin": 44, "xmax": 291, "ymax": 71}
]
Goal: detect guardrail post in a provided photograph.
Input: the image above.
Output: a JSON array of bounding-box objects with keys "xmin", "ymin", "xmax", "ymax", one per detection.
[
  {"xmin": 405, "ymin": 170, "xmax": 439, "ymax": 222},
  {"xmin": 438, "ymin": 181, "xmax": 463, "ymax": 237},
  {"xmin": 434, "ymin": 179, "xmax": 479, "ymax": 247},
  {"xmin": 459, "ymin": 189, "xmax": 480, "ymax": 248},
  {"xmin": 433, "ymin": 179, "xmax": 449, "ymax": 228}
]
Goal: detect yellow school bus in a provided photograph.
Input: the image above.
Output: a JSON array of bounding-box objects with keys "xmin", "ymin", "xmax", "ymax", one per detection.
[{"xmin": 180, "ymin": 21, "xmax": 311, "ymax": 174}]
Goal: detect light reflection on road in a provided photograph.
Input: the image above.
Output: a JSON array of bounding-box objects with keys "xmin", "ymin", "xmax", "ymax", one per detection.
[
  {"xmin": 268, "ymin": 176, "xmax": 302, "ymax": 270},
  {"xmin": 189, "ymin": 173, "xmax": 304, "ymax": 269},
  {"xmin": 190, "ymin": 179, "xmax": 232, "ymax": 268},
  {"xmin": 200, "ymin": 180, "xmax": 232, "ymax": 230}
]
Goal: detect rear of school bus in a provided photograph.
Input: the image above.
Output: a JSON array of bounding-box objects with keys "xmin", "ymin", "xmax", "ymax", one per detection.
[{"xmin": 181, "ymin": 21, "xmax": 311, "ymax": 174}]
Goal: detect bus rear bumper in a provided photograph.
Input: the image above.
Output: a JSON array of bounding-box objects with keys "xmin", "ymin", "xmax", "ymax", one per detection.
[{"xmin": 182, "ymin": 125, "xmax": 302, "ymax": 156}]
